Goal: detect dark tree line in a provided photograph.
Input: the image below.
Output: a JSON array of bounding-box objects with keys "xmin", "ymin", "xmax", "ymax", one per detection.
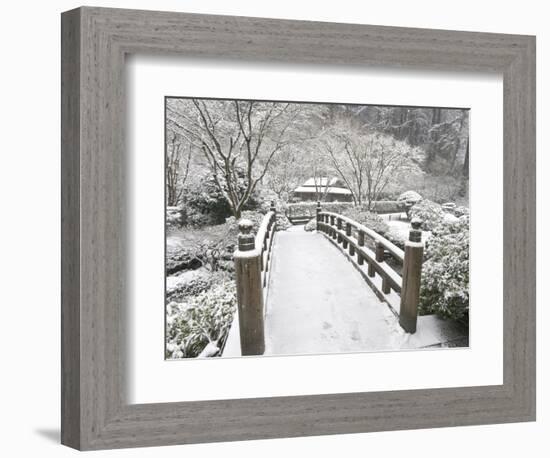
[{"xmin": 344, "ymin": 105, "xmax": 470, "ymax": 176}]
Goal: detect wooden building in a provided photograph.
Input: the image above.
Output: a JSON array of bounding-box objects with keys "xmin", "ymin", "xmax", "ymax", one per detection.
[{"xmin": 292, "ymin": 177, "xmax": 353, "ymax": 202}]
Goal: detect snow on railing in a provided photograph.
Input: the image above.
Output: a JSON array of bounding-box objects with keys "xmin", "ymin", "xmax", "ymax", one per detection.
[
  {"xmin": 255, "ymin": 209, "xmax": 277, "ymax": 291},
  {"xmin": 316, "ymin": 201, "xmax": 424, "ymax": 333}
]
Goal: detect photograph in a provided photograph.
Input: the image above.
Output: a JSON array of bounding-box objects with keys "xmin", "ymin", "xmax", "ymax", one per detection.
[
  {"xmin": 1, "ymin": 1, "xmax": 539, "ymax": 454},
  {"xmin": 164, "ymin": 97, "xmax": 470, "ymax": 359}
]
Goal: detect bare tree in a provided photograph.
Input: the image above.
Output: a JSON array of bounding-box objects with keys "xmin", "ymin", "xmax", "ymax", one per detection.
[
  {"xmin": 310, "ymin": 175, "xmax": 332, "ymax": 202},
  {"xmin": 322, "ymin": 129, "xmax": 363, "ymax": 205},
  {"xmin": 264, "ymin": 147, "xmax": 306, "ymax": 202},
  {"xmin": 166, "ymin": 99, "xmax": 301, "ymax": 218},
  {"xmin": 322, "ymin": 124, "xmax": 424, "ymax": 209},
  {"xmin": 166, "ymin": 132, "xmax": 192, "ymax": 207}
]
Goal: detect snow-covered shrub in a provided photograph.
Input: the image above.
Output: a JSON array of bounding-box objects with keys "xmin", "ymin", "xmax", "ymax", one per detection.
[
  {"xmin": 183, "ymin": 174, "xmax": 262, "ymax": 226},
  {"xmin": 385, "ymin": 227, "xmax": 408, "ymax": 251},
  {"xmin": 397, "ymin": 190, "xmax": 422, "ymax": 218},
  {"xmin": 409, "ymin": 199, "xmax": 445, "ymax": 231},
  {"xmin": 166, "ymin": 206, "xmax": 183, "ymax": 227},
  {"xmin": 288, "ymin": 201, "xmax": 406, "ymax": 219},
  {"xmin": 453, "ymin": 206, "xmax": 470, "ymax": 218},
  {"xmin": 441, "ymin": 202, "xmax": 456, "ymax": 212},
  {"xmin": 370, "ymin": 200, "xmax": 406, "ymax": 214},
  {"xmin": 397, "ymin": 190, "xmax": 423, "ymax": 206},
  {"xmin": 166, "ymin": 245, "xmax": 205, "ymax": 275},
  {"xmin": 340, "ymin": 207, "xmax": 389, "ymax": 236},
  {"xmin": 304, "ymin": 218, "xmax": 317, "ymax": 232},
  {"xmin": 224, "ymin": 210, "xmax": 265, "ymax": 238},
  {"xmin": 303, "ymin": 207, "xmax": 389, "ymax": 235},
  {"xmin": 166, "ymin": 279, "xmax": 237, "ymax": 359},
  {"xmin": 442, "ymin": 212, "xmax": 459, "ymax": 224},
  {"xmin": 255, "ymin": 192, "xmax": 288, "ymax": 215},
  {"xmin": 275, "ymin": 213, "xmax": 292, "ymax": 231},
  {"xmin": 166, "ymin": 268, "xmax": 212, "ymax": 302},
  {"xmin": 419, "ymin": 215, "xmax": 469, "ymax": 323},
  {"xmin": 287, "ymin": 202, "xmax": 353, "ymax": 219},
  {"xmin": 183, "ymin": 206, "xmax": 221, "ymax": 227},
  {"xmin": 411, "ymin": 174, "xmax": 464, "ymax": 204}
]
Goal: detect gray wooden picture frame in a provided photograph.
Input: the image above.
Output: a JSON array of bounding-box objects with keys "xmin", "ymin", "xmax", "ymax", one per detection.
[{"xmin": 61, "ymin": 6, "xmax": 536, "ymax": 451}]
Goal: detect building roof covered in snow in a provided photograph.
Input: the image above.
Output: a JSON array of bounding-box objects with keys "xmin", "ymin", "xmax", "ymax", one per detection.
[
  {"xmin": 293, "ymin": 177, "xmax": 352, "ymax": 195},
  {"xmin": 293, "ymin": 186, "xmax": 352, "ymax": 195}
]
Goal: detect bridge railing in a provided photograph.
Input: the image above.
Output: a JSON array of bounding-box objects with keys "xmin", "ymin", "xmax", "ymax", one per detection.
[
  {"xmin": 255, "ymin": 208, "xmax": 277, "ymax": 292},
  {"xmin": 232, "ymin": 202, "xmax": 277, "ymax": 355},
  {"xmin": 316, "ymin": 204, "xmax": 424, "ymax": 333}
]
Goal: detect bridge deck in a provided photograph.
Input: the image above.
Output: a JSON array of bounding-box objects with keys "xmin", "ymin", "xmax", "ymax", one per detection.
[{"xmin": 264, "ymin": 227, "xmax": 405, "ymax": 355}]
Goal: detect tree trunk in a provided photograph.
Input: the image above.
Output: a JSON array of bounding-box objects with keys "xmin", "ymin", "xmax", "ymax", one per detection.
[
  {"xmin": 462, "ymin": 140, "xmax": 470, "ymax": 178},
  {"xmin": 432, "ymin": 107, "xmax": 442, "ymax": 124},
  {"xmin": 449, "ymin": 111, "xmax": 467, "ymax": 174},
  {"xmin": 426, "ymin": 107, "xmax": 443, "ymax": 169}
]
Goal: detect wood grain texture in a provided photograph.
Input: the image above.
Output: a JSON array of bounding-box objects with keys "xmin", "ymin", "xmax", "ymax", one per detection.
[
  {"xmin": 60, "ymin": 7, "xmax": 81, "ymax": 450},
  {"xmin": 399, "ymin": 243, "xmax": 424, "ymax": 333},
  {"xmin": 61, "ymin": 6, "xmax": 536, "ymax": 450},
  {"xmin": 235, "ymin": 253, "xmax": 265, "ymax": 355}
]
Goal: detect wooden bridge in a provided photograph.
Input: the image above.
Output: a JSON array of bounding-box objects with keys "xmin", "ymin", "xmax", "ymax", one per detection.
[{"xmin": 224, "ymin": 202, "xmax": 462, "ymax": 357}]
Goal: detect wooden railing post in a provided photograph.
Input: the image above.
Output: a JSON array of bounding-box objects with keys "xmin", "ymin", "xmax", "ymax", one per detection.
[
  {"xmin": 357, "ymin": 230, "xmax": 365, "ymax": 265},
  {"xmin": 316, "ymin": 201, "xmax": 321, "ymax": 231},
  {"xmin": 375, "ymin": 242, "xmax": 391, "ymax": 294},
  {"xmin": 375, "ymin": 241, "xmax": 385, "ymax": 262},
  {"xmin": 368, "ymin": 241, "xmax": 382, "ymax": 278},
  {"xmin": 234, "ymin": 219, "xmax": 265, "ymax": 355},
  {"xmin": 399, "ymin": 218, "xmax": 424, "ymax": 334},
  {"xmin": 264, "ymin": 202, "xmax": 276, "ymax": 274},
  {"xmin": 346, "ymin": 222, "xmax": 354, "ymax": 255},
  {"xmin": 337, "ymin": 218, "xmax": 342, "ymax": 243}
]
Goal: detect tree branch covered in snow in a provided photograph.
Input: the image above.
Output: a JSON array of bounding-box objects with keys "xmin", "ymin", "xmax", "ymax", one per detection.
[
  {"xmin": 320, "ymin": 121, "xmax": 425, "ymax": 209},
  {"xmin": 167, "ymin": 98, "xmax": 304, "ymax": 218}
]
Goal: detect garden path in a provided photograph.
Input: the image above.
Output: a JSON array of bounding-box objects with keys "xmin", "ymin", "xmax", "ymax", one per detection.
[{"xmin": 264, "ymin": 227, "xmax": 405, "ymax": 355}]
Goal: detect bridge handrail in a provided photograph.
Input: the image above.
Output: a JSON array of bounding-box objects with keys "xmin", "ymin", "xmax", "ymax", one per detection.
[
  {"xmin": 255, "ymin": 210, "xmax": 276, "ymax": 251},
  {"xmin": 255, "ymin": 211, "xmax": 277, "ymax": 290},
  {"xmin": 316, "ymin": 203, "xmax": 425, "ymax": 334},
  {"xmin": 230, "ymin": 203, "xmax": 277, "ymax": 356},
  {"xmin": 319, "ymin": 210, "xmax": 404, "ymax": 262}
]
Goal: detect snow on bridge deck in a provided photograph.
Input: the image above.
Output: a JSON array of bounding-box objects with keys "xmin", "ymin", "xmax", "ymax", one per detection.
[
  {"xmin": 222, "ymin": 225, "xmax": 467, "ymax": 358},
  {"xmin": 264, "ymin": 226, "xmax": 406, "ymax": 355}
]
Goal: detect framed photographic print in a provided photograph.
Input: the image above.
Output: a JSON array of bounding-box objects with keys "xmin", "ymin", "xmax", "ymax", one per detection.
[{"xmin": 61, "ymin": 6, "xmax": 536, "ymax": 450}]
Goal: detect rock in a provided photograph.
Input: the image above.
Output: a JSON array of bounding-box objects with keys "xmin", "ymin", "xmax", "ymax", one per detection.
[{"xmin": 197, "ymin": 341, "xmax": 220, "ymax": 358}]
